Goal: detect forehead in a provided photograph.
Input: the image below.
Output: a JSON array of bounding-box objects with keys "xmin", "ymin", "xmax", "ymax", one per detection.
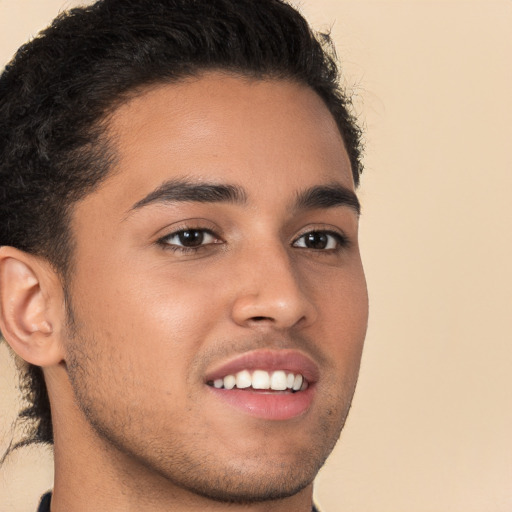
[{"xmin": 78, "ymin": 73, "xmax": 354, "ymax": 224}]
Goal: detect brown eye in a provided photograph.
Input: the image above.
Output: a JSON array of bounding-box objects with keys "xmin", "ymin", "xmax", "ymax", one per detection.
[
  {"xmin": 177, "ymin": 230, "xmax": 205, "ymax": 247},
  {"xmin": 304, "ymin": 232, "xmax": 329, "ymax": 249},
  {"xmin": 293, "ymin": 231, "xmax": 345, "ymax": 250},
  {"xmin": 162, "ymin": 229, "xmax": 219, "ymax": 249}
]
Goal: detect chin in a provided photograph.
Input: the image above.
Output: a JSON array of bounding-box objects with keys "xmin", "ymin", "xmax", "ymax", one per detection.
[
  {"xmin": 168, "ymin": 459, "xmax": 318, "ymax": 504},
  {"xmin": 140, "ymin": 428, "xmax": 334, "ymax": 505}
]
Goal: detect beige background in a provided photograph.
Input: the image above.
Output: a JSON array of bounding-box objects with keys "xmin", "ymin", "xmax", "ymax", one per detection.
[{"xmin": 1, "ymin": 1, "xmax": 511, "ymax": 510}]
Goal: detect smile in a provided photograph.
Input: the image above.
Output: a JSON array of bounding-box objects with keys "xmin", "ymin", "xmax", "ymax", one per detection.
[
  {"xmin": 204, "ymin": 350, "xmax": 318, "ymax": 420},
  {"xmin": 207, "ymin": 369, "xmax": 308, "ymax": 392}
]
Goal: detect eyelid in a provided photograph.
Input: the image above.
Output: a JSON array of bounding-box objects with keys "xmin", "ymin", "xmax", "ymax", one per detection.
[
  {"xmin": 159, "ymin": 227, "xmax": 221, "ymax": 242},
  {"xmin": 291, "ymin": 227, "xmax": 350, "ymax": 250},
  {"xmin": 153, "ymin": 218, "xmax": 221, "ymax": 240},
  {"xmin": 163, "ymin": 229, "xmax": 219, "ymax": 246},
  {"xmin": 155, "ymin": 219, "xmax": 225, "ymax": 252}
]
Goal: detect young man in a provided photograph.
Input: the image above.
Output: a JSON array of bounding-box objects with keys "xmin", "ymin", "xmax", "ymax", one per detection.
[{"xmin": 0, "ymin": 0, "xmax": 368, "ymax": 510}]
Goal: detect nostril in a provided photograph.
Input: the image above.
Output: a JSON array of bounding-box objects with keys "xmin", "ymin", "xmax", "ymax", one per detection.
[{"xmin": 251, "ymin": 316, "xmax": 271, "ymax": 322}]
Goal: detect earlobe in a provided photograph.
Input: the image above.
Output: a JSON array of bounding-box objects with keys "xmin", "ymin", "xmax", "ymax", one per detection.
[{"xmin": 0, "ymin": 246, "xmax": 65, "ymax": 367}]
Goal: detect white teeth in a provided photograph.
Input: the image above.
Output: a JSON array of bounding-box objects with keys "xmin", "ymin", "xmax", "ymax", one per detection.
[
  {"xmin": 212, "ymin": 370, "xmax": 307, "ymax": 391},
  {"xmin": 223, "ymin": 375, "xmax": 236, "ymax": 390},
  {"xmin": 252, "ymin": 370, "xmax": 270, "ymax": 389},
  {"xmin": 235, "ymin": 370, "xmax": 252, "ymax": 389},
  {"xmin": 292, "ymin": 374, "xmax": 303, "ymax": 391},
  {"xmin": 270, "ymin": 370, "xmax": 288, "ymax": 391}
]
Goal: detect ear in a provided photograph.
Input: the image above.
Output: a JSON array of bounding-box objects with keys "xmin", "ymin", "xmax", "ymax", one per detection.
[{"xmin": 0, "ymin": 246, "xmax": 65, "ymax": 367}]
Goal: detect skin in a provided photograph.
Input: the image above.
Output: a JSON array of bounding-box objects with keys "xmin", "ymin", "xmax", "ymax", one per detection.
[{"xmin": 0, "ymin": 73, "xmax": 368, "ymax": 511}]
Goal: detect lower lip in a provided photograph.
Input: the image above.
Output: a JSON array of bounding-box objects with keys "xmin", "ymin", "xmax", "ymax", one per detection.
[{"xmin": 207, "ymin": 385, "xmax": 315, "ymax": 421}]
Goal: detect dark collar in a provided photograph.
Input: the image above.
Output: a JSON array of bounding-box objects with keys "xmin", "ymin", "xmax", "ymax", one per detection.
[{"xmin": 37, "ymin": 492, "xmax": 51, "ymax": 512}]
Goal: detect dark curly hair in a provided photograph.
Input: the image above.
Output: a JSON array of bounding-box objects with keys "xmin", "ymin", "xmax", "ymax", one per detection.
[{"xmin": 0, "ymin": 0, "xmax": 363, "ymax": 453}]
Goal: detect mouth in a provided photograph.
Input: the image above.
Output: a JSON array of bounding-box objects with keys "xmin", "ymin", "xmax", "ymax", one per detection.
[
  {"xmin": 204, "ymin": 349, "xmax": 318, "ymax": 421},
  {"xmin": 207, "ymin": 369, "xmax": 308, "ymax": 392}
]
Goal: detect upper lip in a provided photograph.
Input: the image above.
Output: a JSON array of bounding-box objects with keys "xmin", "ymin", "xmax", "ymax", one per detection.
[{"xmin": 204, "ymin": 349, "xmax": 320, "ymax": 384}]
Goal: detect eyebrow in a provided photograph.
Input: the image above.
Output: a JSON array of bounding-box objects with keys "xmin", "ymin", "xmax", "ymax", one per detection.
[
  {"xmin": 294, "ymin": 184, "xmax": 361, "ymax": 215},
  {"xmin": 128, "ymin": 179, "xmax": 360, "ymax": 216},
  {"xmin": 130, "ymin": 179, "xmax": 247, "ymax": 211}
]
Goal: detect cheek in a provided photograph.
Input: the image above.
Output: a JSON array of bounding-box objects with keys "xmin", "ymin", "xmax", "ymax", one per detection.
[
  {"xmin": 307, "ymin": 262, "xmax": 368, "ymax": 362},
  {"xmin": 66, "ymin": 262, "xmax": 225, "ymax": 404},
  {"xmin": 74, "ymin": 255, "xmax": 222, "ymax": 335},
  {"xmin": 307, "ymin": 257, "xmax": 368, "ymax": 321}
]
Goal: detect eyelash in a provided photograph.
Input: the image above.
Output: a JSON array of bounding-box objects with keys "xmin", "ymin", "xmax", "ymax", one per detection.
[
  {"xmin": 157, "ymin": 227, "xmax": 350, "ymax": 254},
  {"xmin": 157, "ymin": 228, "xmax": 221, "ymax": 254},
  {"xmin": 292, "ymin": 230, "xmax": 350, "ymax": 251}
]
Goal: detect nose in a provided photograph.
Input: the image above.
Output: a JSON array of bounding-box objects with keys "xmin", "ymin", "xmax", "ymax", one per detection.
[{"xmin": 230, "ymin": 244, "xmax": 318, "ymax": 330}]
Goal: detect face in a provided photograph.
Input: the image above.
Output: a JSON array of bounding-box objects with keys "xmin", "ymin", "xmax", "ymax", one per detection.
[{"xmin": 62, "ymin": 73, "xmax": 368, "ymax": 502}]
